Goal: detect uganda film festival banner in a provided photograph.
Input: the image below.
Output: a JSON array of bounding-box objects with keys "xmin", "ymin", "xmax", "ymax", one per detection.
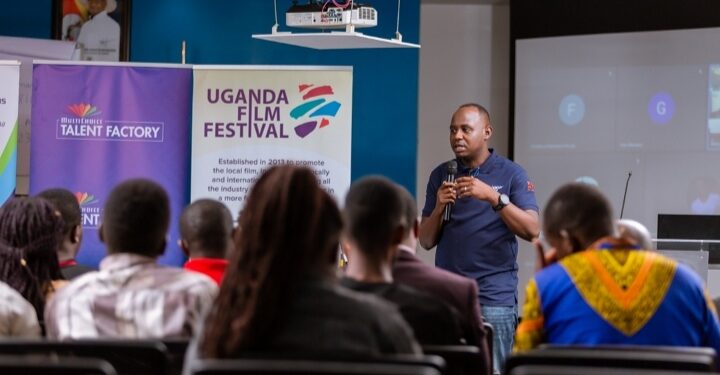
[
  {"xmin": 0, "ymin": 61, "xmax": 20, "ymax": 203},
  {"xmin": 191, "ymin": 66, "xmax": 352, "ymax": 216},
  {"xmin": 30, "ymin": 62, "xmax": 192, "ymax": 267}
]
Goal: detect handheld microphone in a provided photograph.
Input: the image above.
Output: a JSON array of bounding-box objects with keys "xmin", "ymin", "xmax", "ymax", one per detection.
[
  {"xmin": 443, "ymin": 161, "xmax": 458, "ymax": 222},
  {"xmin": 620, "ymin": 171, "xmax": 632, "ymax": 219}
]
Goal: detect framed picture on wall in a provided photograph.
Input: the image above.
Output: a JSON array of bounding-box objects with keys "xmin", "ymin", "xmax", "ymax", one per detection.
[{"xmin": 52, "ymin": 0, "xmax": 131, "ymax": 61}]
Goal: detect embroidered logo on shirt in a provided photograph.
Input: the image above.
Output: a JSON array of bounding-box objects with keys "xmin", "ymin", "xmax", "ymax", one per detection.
[
  {"xmin": 492, "ymin": 185, "xmax": 503, "ymax": 191},
  {"xmin": 527, "ymin": 181, "xmax": 535, "ymax": 192}
]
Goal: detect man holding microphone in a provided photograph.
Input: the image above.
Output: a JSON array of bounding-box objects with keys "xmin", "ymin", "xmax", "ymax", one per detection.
[{"xmin": 419, "ymin": 103, "xmax": 539, "ymax": 374}]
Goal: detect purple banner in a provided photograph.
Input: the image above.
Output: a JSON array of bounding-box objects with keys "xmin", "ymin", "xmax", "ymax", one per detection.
[{"xmin": 30, "ymin": 63, "xmax": 192, "ymax": 267}]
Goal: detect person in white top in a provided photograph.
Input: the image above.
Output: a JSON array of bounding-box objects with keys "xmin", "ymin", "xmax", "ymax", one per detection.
[
  {"xmin": 0, "ymin": 281, "xmax": 40, "ymax": 337},
  {"xmin": 76, "ymin": 0, "xmax": 121, "ymax": 61}
]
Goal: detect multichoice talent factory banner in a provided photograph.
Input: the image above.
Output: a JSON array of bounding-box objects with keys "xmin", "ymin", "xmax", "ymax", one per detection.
[
  {"xmin": 191, "ymin": 65, "xmax": 353, "ymax": 218},
  {"xmin": 29, "ymin": 62, "xmax": 192, "ymax": 267},
  {"xmin": 0, "ymin": 61, "xmax": 19, "ymax": 204}
]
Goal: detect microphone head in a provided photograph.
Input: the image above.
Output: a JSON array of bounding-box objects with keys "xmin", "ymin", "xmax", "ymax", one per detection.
[{"xmin": 447, "ymin": 160, "xmax": 458, "ymax": 175}]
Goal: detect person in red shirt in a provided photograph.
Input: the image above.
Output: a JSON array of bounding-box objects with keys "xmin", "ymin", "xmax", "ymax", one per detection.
[{"xmin": 179, "ymin": 199, "xmax": 233, "ymax": 285}]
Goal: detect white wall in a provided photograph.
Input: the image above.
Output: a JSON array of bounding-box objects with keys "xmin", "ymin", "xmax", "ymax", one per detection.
[
  {"xmin": 418, "ymin": 2, "xmax": 720, "ymax": 305},
  {"xmin": 416, "ymin": 1, "xmax": 510, "ymax": 265}
]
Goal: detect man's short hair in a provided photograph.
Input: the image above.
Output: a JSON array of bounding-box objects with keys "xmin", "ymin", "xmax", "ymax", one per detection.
[
  {"xmin": 343, "ymin": 176, "xmax": 408, "ymax": 261},
  {"xmin": 180, "ymin": 199, "xmax": 233, "ymax": 258},
  {"xmin": 102, "ymin": 178, "xmax": 169, "ymax": 257},
  {"xmin": 543, "ymin": 183, "xmax": 614, "ymax": 250},
  {"xmin": 457, "ymin": 103, "xmax": 492, "ymax": 124},
  {"xmin": 37, "ymin": 188, "xmax": 81, "ymax": 237}
]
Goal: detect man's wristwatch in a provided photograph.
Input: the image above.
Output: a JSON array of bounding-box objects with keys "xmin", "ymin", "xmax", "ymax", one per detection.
[{"xmin": 493, "ymin": 193, "xmax": 510, "ymax": 212}]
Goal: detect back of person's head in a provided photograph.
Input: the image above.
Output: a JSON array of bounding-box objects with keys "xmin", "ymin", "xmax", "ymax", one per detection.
[
  {"xmin": 202, "ymin": 165, "xmax": 343, "ymax": 358},
  {"xmin": 180, "ymin": 199, "xmax": 233, "ymax": 259},
  {"xmin": 543, "ymin": 183, "xmax": 615, "ymax": 256},
  {"xmin": 399, "ymin": 184, "xmax": 419, "ymax": 245},
  {"xmin": 101, "ymin": 178, "xmax": 169, "ymax": 257},
  {"xmin": 617, "ymin": 218, "xmax": 654, "ymax": 250},
  {"xmin": 36, "ymin": 188, "xmax": 82, "ymax": 253},
  {"xmin": 0, "ymin": 197, "xmax": 64, "ymax": 320},
  {"xmin": 343, "ymin": 176, "xmax": 409, "ymax": 263}
]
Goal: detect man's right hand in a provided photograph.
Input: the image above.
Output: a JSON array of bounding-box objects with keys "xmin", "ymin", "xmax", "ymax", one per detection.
[
  {"xmin": 533, "ymin": 238, "xmax": 557, "ymax": 272},
  {"xmin": 435, "ymin": 181, "xmax": 457, "ymax": 212}
]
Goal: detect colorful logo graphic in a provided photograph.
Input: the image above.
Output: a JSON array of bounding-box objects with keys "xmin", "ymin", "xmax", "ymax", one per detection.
[
  {"xmin": 289, "ymin": 84, "xmax": 342, "ymax": 138},
  {"xmin": 68, "ymin": 103, "xmax": 101, "ymax": 118},
  {"xmin": 75, "ymin": 192, "xmax": 98, "ymax": 206}
]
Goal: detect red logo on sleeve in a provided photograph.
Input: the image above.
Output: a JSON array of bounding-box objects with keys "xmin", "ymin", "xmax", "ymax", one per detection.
[{"xmin": 527, "ymin": 181, "xmax": 535, "ymax": 192}]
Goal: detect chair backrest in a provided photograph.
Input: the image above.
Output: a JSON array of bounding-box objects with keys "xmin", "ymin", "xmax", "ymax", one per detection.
[
  {"xmin": 0, "ymin": 354, "xmax": 117, "ymax": 375},
  {"xmin": 230, "ymin": 352, "xmax": 446, "ymax": 372},
  {"xmin": 506, "ymin": 347, "xmax": 716, "ymax": 373},
  {"xmin": 422, "ymin": 345, "xmax": 488, "ymax": 375},
  {"xmin": 538, "ymin": 344, "xmax": 717, "ymax": 367},
  {"xmin": 0, "ymin": 339, "xmax": 170, "ymax": 375},
  {"xmin": 162, "ymin": 339, "xmax": 190, "ymax": 375},
  {"xmin": 509, "ymin": 364, "xmax": 712, "ymax": 375},
  {"xmin": 191, "ymin": 358, "xmax": 442, "ymax": 375}
]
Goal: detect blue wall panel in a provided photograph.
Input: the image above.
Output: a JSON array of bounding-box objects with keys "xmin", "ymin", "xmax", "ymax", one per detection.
[{"xmin": 1, "ymin": 0, "xmax": 419, "ymax": 195}]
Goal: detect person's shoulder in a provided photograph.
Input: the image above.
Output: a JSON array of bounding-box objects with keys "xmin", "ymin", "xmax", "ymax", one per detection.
[
  {"xmin": 660, "ymin": 255, "xmax": 703, "ymax": 288},
  {"xmin": 399, "ymin": 255, "xmax": 474, "ymax": 287},
  {"xmin": 384, "ymin": 283, "xmax": 457, "ymax": 315},
  {"xmin": 0, "ymin": 281, "xmax": 31, "ymax": 307},
  {"xmin": 534, "ymin": 260, "xmax": 570, "ymax": 288},
  {"xmin": 331, "ymin": 281, "xmax": 405, "ymax": 319},
  {"xmin": 491, "ymin": 152, "xmax": 528, "ymax": 173},
  {"xmin": 156, "ymin": 266, "xmax": 219, "ymax": 291},
  {"xmin": 56, "ymin": 269, "xmax": 102, "ymax": 295}
]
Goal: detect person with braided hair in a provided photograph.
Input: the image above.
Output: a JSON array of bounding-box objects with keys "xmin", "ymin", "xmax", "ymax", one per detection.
[
  {"xmin": 188, "ymin": 165, "xmax": 418, "ymax": 369},
  {"xmin": 0, "ymin": 197, "xmax": 68, "ymax": 331}
]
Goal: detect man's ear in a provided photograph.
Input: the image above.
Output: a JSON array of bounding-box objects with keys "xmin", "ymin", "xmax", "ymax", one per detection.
[
  {"xmin": 484, "ymin": 125, "xmax": 493, "ymax": 140},
  {"xmin": 179, "ymin": 239, "xmax": 190, "ymax": 257},
  {"xmin": 556, "ymin": 229, "xmax": 582, "ymax": 257},
  {"xmin": 72, "ymin": 224, "xmax": 83, "ymax": 244},
  {"xmin": 390, "ymin": 225, "xmax": 405, "ymax": 247},
  {"xmin": 98, "ymin": 224, "xmax": 105, "ymax": 243},
  {"xmin": 340, "ymin": 238, "xmax": 354, "ymax": 260}
]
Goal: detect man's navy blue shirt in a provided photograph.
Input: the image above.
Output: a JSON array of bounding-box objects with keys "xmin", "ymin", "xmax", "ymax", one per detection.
[{"xmin": 422, "ymin": 149, "xmax": 538, "ymax": 307}]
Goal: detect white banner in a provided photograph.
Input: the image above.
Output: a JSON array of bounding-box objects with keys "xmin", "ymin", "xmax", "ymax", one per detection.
[
  {"xmin": 0, "ymin": 61, "xmax": 20, "ymax": 202},
  {"xmin": 191, "ymin": 65, "xmax": 353, "ymax": 216},
  {"xmin": 0, "ymin": 36, "xmax": 76, "ymax": 194}
]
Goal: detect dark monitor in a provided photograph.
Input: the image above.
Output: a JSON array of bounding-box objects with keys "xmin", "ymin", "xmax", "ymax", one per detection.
[
  {"xmin": 657, "ymin": 214, "xmax": 720, "ymax": 240},
  {"xmin": 657, "ymin": 214, "xmax": 720, "ymax": 264}
]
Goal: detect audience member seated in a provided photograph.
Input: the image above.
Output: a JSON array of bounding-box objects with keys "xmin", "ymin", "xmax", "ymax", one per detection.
[
  {"xmin": 0, "ymin": 197, "xmax": 67, "ymax": 328},
  {"xmin": 392, "ymin": 184, "xmax": 491, "ymax": 373},
  {"xmin": 514, "ymin": 183, "xmax": 720, "ymax": 356},
  {"xmin": 0, "ymin": 280, "xmax": 40, "ymax": 337},
  {"xmin": 44, "ymin": 178, "xmax": 218, "ymax": 339},
  {"xmin": 179, "ymin": 199, "xmax": 233, "ymax": 285},
  {"xmin": 340, "ymin": 175, "xmax": 465, "ymax": 346},
  {"xmin": 190, "ymin": 165, "xmax": 419, "ymax": 368},
  {"xmin": 37, "ymin": 188, "xmax": 95, "ymax": 279},
  {"xmin": 616, "ymin": 218, "xmax": 654, "ymax": 251}
]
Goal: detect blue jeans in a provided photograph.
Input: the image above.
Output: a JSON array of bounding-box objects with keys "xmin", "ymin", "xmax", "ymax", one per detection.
[{"xmin": 481, "ymin": 305, "xmax": 518, "ymax": 375}]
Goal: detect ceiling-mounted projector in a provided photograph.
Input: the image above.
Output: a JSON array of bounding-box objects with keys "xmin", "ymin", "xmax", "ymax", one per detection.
[{"xmin": 286, "ymin": 1, "xmax": 378, "ymax": 29}]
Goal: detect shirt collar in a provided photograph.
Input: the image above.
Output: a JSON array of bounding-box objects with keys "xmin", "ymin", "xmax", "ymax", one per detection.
[
  {"xmin": 588, "ymin": 236, "xmax": 641, "ymax": 250},
  {"xmin": 99, "ymin": 253, "xmax": 157, "ymax": 272},
  {"xmin": 457, "ymin": 148, "xmax": 496, "ymax": 177}
]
